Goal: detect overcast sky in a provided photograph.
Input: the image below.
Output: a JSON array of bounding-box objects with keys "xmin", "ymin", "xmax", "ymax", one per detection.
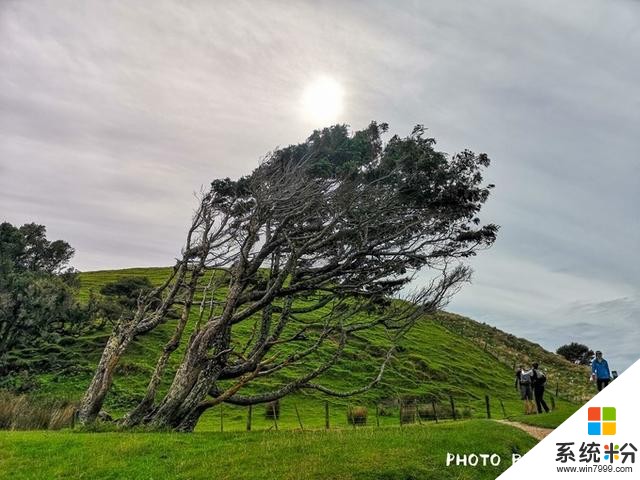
[{"xmin": 1, "ymin": 0, "xmax": 638, "ymax": 371}]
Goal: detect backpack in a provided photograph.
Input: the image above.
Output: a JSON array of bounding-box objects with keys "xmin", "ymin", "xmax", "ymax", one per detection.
[
  {"xmin": 520, "ymin": 370, "xmax": 532, "ymax": 384},
  {"xmin": 534, "ymin": 369, "xmax": 547, "ymax": 385}
]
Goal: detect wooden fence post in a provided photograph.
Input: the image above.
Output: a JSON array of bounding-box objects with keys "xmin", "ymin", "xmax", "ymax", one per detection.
[
  {"xmin": 398, "ymin": 398, "xmax": 403, "ymax": 427},
  {"xmin": 431, "ymin": 399, "xmax": 438, "ymax": 423},
  {"xmin": 375, "ymin": 404, "xmax": 380, "ymax": 428},
  {"xmin": 325, "ymin": 401, "xmax": 330, "ymax": 430},
  {"xmin": 485, "ymin": 395, "xmax": 491, "ymax": 419},
  {"xmin": 449, "ymin": 395, "xmax": 457, "ymax": 420},
  {"xmin": 499, "ymin": 399, "xmax": 507, "ymax": 419},
  {"xmin": 294, "ymin": 403, "xmax": 304, "ymax": 431},
  {"xmin": 246, "ymin": 405, "xmax": 252, "ymax": 431},
  {"xmin": 415, "ymin": 399, "xmax": 422, "ymax": 425},
  {"xmin": 220, "ymin": 404, "xmax": 224, "ymax": 432}
]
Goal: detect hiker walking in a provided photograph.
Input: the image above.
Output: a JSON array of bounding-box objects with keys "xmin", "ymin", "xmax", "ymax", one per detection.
[
  {"xmin": 531, "ymin": 362, "xmax": 550, "ymax": 414},
  {"xmin": 517, "ymin": 365, "xmax": 535, "ymax": 414},
  {"xmin": 591, "ymin": 350, "xmax": 611, "ymax": 391}
]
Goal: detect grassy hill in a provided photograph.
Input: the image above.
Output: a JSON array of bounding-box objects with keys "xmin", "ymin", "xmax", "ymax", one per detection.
[{"xmin": 4, "ymin": 267, "xmax": 592, "ymax": 431}]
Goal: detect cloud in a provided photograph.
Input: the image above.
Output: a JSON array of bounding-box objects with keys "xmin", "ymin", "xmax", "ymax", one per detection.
[{"xmin": 1, "ymin": 0, "xmax": 638, "ymax": 368}]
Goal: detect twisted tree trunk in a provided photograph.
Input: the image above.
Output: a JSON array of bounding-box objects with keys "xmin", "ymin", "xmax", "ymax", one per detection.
[{"xmin": 76, "ymin": 327, "xmax": 134, "ymax": 424}]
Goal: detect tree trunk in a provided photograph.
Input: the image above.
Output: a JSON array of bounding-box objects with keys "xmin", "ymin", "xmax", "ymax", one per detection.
[
  {"xmin": 122, "ymin": 294, "xmax": 195, "ymax": 427},
  {"xmin": 77, "ymin": 331, "xmax": 132, "ymax": 424},
  {"xmin": 145, "ymin": 323, "xmax": 230, "ymax": 430}
]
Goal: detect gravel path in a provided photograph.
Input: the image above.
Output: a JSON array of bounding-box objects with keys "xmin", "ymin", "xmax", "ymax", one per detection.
[{"xmin": 495, "ymin": 419, "xmax": 554, "ymax": 441}]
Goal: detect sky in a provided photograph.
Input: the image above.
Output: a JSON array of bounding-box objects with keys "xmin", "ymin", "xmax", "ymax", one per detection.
[{"xmin": 1, "ymin": 0, "xmax": 638, "ymax": 371}]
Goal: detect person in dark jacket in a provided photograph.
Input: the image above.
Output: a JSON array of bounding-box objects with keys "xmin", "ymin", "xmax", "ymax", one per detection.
[
  {"xmin": 591, "ymin": 351, "xmax": 611, "ymax": 391},
  {"xmin": 531, "ymin": 362, "xmax": 550, "ymax": 414}
]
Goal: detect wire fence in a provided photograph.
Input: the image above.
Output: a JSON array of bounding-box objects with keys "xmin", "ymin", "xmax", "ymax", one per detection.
[{"xmin": 201, "ymin": 389, "xmax": 569, "ymax": 433}]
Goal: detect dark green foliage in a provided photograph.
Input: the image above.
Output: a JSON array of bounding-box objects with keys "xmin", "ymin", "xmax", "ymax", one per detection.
[
  {"xmin": 99, "ymin": 276, "xmax": 154, "ymax": 309},
  {"xmin": 0, "ymin": 222, "xmax": 96, "ymax": 375},
  {"xmin": 97, "ymin": 276, "xmax": 159, "ymax": 323},
  {"xmin": 556, "ymin": 342, "xmax": 593, "ymax": 365},
  {"xmin": 0, "ymin": 222, "xmax": 74, "ymax": 275}
]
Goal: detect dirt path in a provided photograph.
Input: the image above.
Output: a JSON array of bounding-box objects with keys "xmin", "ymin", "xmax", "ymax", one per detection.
[{"xmin": 495, "ymin": 420, "xmax": 554, "ymax": 441}]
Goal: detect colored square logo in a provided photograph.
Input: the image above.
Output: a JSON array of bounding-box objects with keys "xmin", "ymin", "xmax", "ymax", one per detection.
[
  {"xmin": 588, "ymin": 422, "xmax": 601, "ymax": 435},
  {"xmin": 602, "ymin": 422, "xmax": 616, "ymax": 435},
  {"xmin": 588, "ymin": 407, "xmax": 617, "ymax": 435}
]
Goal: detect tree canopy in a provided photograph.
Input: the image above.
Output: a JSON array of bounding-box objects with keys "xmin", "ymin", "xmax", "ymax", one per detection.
[
  {"xmin": 79, "ymin": 123, "xmax": 498, "ymax": 430},
  {"xmin": 556, "ymin": 342, "xmax": 593, "ymax": 365}
]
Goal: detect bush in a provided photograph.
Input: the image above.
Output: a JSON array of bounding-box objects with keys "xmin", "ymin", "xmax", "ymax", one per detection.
[
  {"xmin": 265, "ymin": 400, "xmax": 280, "ymax": 419},
  {"xmin": 347, "ymin": 406, "xmax": 368, "ymax": 426}
]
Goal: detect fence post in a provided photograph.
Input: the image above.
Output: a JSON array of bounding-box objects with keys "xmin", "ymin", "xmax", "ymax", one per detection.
[
  {"xmin": 375, "ymin": 404, "xmax": 380, "ymax": 427},
  {"xmin": 220, "ymin": 404, "xmax": 224, "ymax": 432},
  {"xmin": 449, "ymin": 395, "xmax": 457, "ymax": 420},
  {"xmin": 431, "ymin": 399, "xmax": 438, "ymax": 423},
  {"xmin": 325, "ymin": 401, "xmax": 330, "ymax": 430},
  {"xmin": 499, "ymin": 399, "xmax": 507, "ymax": 419},
  {"xmin": 415, "ymin": 399, "xmax": 422, "ymax": 425},
  {"xmin": 246, "ymin": 405, "xmax": 252, "ymax": 431},
  {"xmin": 398, "ymin": 398, "xmax": 403, "ymax": 427},
  {"xmin": 550, "ymin": 395, "xmax": 556, "ymax": 411},
  {"xmin": 294, "ymin": 403, "xmax": 304, "ymax": 431},
  {"xmin": 485, "ymin": 395, "xmax": 491, "ymax": 419}
]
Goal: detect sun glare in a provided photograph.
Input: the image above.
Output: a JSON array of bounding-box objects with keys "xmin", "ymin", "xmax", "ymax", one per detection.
[{"xmin": 301, "ymin": 76, "xmax": 344, "ymax": 125}]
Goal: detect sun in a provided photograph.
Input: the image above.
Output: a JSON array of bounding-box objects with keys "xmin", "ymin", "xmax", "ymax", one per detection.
[{"xmin": 301, "ymin": 76, "xmax": 344, "ymax": 125}]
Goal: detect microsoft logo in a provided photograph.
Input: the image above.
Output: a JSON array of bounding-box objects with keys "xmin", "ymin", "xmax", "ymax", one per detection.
[{"xmin": 588, "ymin": 407, "xmax": 616, "ymax": 435}]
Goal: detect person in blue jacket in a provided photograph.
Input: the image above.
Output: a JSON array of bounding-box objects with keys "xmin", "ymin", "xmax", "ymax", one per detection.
[{"xmin": 591, "ymin": 350, "xmax": 611, "ymax": 391}]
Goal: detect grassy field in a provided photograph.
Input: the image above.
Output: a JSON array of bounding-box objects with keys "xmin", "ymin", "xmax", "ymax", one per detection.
[
  {"xmin": 0, "ymin": 267, "xmax": 590, "ymax": 479},
  {"xmin": 0, "ymin": 265, "xmax": 593, "ymax": 437},
  {"xmin": 0, "ymin": 420, "xmax": 537, "ymax": 480},
  {"xmin": 5, "ymin": 267, "xmax": 590, "ymax": 428}
]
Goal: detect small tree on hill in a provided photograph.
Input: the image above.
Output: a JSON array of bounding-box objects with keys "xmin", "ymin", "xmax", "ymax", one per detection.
[
  {"xmin": 78, "ymin": 123, "xmax": 499, "ymax": 430},
  {"xmin": 556, "ymin": 342, "xmax": 593, "ymax": 365},
  {"xmin": 0, "ymin": 222, "xmax": 94, "ymax": 373}
]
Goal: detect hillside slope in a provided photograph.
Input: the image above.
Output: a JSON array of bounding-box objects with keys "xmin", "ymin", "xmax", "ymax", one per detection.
[{"xmin": 10, "ymin": 267, "xmax": 591, "ymax": 430}]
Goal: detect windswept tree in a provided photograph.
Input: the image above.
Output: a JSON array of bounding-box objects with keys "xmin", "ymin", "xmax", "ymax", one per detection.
[{"xmin": 78, "ymin": 123, "xmax": 498, "ymax": 430}]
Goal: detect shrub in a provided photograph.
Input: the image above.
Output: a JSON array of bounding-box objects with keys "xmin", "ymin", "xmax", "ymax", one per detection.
[
  {"xmin": 0, "ymin": 390, "xmax": 77, "ymax": 430},
  {"xmin": 347, "ymin": 406, "xmax": 368, "ymax": 426},
  {"xmin": 265, "ymin": 400, "xmax": 280, "ymax": 419}
]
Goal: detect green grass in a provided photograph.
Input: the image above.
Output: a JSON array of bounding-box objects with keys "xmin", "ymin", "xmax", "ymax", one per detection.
[
  {"xmin": 1, "ymin": 267, "xmax": 590, "ymax": 479},
  {"xmin": 0, "ymin": 420, "xmax": 536, "ymax": 480},
  {"xmin": 510, "ymin": 404, "xmax": 580, "ymax": 429},
  {"xmin": 8, "ymin": 267, "xmax": 591, "ymax": 430}
]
